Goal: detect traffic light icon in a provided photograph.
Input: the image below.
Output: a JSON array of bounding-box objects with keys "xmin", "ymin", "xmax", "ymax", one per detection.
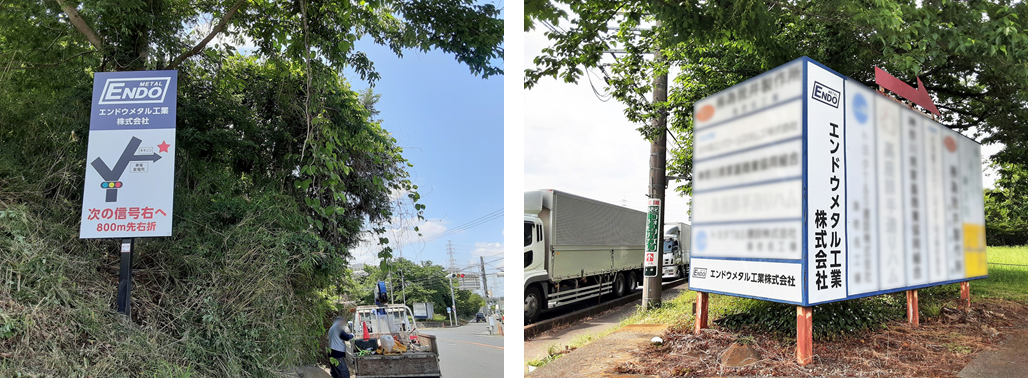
[
  {"xmin": 448, "ymin": 273, "xmax": 466, "ymax": 278},
  {"xmin": 101, "ymin": 181, "xmax": 123, "ymax": 189}
]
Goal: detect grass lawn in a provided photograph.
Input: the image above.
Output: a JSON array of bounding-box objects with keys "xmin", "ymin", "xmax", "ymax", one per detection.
[{"xmin": 974, "ymin": 245, "xmax": 1028, "ymax": 302}]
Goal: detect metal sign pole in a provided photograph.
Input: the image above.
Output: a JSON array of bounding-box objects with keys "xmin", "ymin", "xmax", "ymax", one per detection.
[{"xmin": 116, "ymin": 238, "xmax": 134, "ymax": 316}]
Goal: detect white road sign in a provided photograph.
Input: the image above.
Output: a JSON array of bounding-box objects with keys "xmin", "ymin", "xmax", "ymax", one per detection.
[{"xmin": 80, "ymin": 71, "xmax": 177, "ymax": 239}]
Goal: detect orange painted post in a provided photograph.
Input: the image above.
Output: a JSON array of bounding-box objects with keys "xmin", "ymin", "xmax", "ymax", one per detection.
[
  {"xmin": 694, "ymin": 292, "xmax": 709, "ymax": 335},
  {"xmin": 796, "ymin": 306, "xmax": 812, "ymax": 366},
  {"xmin": 906, "ymin": 289, "xmax": 919, "ymax": 327},
  {"xmin": 960, "ymin": 281, "xmax": 971, "ymax": 310}
]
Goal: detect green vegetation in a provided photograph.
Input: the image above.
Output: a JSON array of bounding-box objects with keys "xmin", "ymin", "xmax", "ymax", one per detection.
[
  {"xmin": 0, "ymin": 1, "xmax": 501, "ymax": 377},
  {"xmin": 985, "ymin": 164, "xmax": 1028, "ymax": 245},
  {"xmin": 526, "ymin": 345, "xmax": 566, "ymax": 368},
  {"xmin": 346, "ymin": 258, "xmax": 486, "ymax": 318},
  {"xmin": 973, "ymin": 246, "xmax": 1028, "ymax": 302},
  {"xmin": 526, "ymin": 1, "xmax": 1028, "ymax": 199}
]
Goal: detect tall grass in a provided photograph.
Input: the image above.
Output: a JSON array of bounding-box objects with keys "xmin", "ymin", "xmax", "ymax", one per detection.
[{"xmin": 0, "ymin": 172, "xmax": 344, "ymax": 377}]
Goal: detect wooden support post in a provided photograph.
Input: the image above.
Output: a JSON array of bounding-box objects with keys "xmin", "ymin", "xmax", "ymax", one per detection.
[
  {"xmin": 797, "ymin": 306, "xmax": 812, "ymax": 366},
  {"xmin": 960, "ymin": 281, "xmax": 971, "ymax": 310},
  {"xmin": 906, "ymin": 289, "xmax": 919, "ymax": 327},
  {"xmin": 694, "ymin": 292, "xmax": 708, "ymax": 335}
]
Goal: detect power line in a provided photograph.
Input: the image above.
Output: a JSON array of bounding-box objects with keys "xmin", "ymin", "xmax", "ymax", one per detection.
[{"xmin": 420, "ymin": 209, "xmax": 503, "ymax": 243}]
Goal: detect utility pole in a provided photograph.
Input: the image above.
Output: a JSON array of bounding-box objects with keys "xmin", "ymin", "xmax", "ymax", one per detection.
[
  {"xmin": 400, "ymin": 269, "xmax": 407, "ymax": 307},
  {"xmin": 641, "ymin": 22, "xmax": 667, "ymax": 310},
  {"xmin": 448, "ymin": 275, "xmax": 458, "ymax": 327},
  {"xmin": 386, "ymin": 259, "xmax": 395, "ymax": 304},
  {"xmin": 480, "ymin": 256, "xmax": 491, "ymax": 315}
]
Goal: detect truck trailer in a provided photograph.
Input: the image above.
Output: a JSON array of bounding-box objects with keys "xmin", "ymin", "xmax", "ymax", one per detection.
[{"xmin": 524, "ymin": 189, "xmax": 646, "ymax": 323}]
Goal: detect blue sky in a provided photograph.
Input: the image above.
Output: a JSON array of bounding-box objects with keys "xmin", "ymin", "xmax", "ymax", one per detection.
[{"xmin": 344, "ymin": 35, "xmax": 506, "ymax": 298}]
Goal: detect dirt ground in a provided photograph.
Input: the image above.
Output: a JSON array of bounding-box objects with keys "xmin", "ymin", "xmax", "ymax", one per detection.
[{"xmin": 611, "ymin": 299, "xmax": 1028, "ymax": 377}]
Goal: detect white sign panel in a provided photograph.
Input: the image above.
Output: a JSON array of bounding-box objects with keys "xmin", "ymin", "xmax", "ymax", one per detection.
[
  {"xmin": 924, "ymin": 121, "xmax": 947, "ymax": 283},
  {"xmin": 903, "ymin": 111, "xmax": 928, "ymax": 286},
  {"xmin": 691, "ymin": 180, "xmax": 802, "ymax": 223},
  {"xmin": 845, "ymin": 84, "xmax": 879, "ymax": 295},
  {"xmin": 961, "ymin": 137, "xmax": 987, "ymax": 276},
  {"xmin": 875, "ymin": 95, "xmax": 906, "ymax": 290},
  {"xmin": 689, "ymin": 258, "xmax": 802, "ymax": 304},
  {"xmin": 80, "ymin": 71, "xmax": 177, "ymax": 238},
  {"xmin": 805, "ymin": 62, "xmax": 847, "ymax": 304},
  {"xmin": 691, "ymin": 220, "xmax": 802, "ymax": 260}
]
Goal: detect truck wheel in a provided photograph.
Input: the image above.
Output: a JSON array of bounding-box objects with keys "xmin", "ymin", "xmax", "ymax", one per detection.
[
  {"xmin": 613, "ymin": 272, "xmax": 627, "ymax": 297},
  {"xmin": 525, "ymin": 285, "xmax": 543, "ymax": 323},
  {"xmin": 626, "ymin": 271, "xmax": 637, "ymax": 292}
]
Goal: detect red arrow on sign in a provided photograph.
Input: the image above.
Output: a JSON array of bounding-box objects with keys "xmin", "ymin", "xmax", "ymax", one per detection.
[{"xmin": 874, "ymin": 67, "xmax": 941, "ymax": 117}]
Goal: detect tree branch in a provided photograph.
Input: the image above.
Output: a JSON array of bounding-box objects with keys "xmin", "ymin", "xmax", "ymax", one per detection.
[
  {"xmin": 166, "ymin": 0, "xmax": 246, "ymax": 70},
  {"xmin": 56, "ymin": 0, "xmax": 103, "ymax": 51},
  {"xmin": 8, "ymin": 50, "xmax": 95, "ymax": 70}
]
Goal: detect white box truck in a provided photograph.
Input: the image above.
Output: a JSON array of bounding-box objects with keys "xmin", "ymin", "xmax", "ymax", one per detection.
[
  {"xmin": 662, "ymin": 222, "xmax": 691, "ymax": 279},
  {"xmin": 524, "ymin": 189, "xmax": 646, "ymax": 322}
]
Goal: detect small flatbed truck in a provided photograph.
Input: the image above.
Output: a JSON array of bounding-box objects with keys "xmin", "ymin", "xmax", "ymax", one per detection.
[{"xmin": 347, "ymin": 303, "xmax": 442, "ymax": 378}]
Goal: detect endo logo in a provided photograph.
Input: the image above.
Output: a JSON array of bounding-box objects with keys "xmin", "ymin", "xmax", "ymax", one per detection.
[
  {"xmin": 811, "ymin": 81, "xmax": 840, "ymax": 108},
  {"xmin": 99, "ymin": 77, "xmax": 172, "ymax": 105},
  {"xmin": 692, "ymin": 267, "xmax": 707, "ymax": 279}
]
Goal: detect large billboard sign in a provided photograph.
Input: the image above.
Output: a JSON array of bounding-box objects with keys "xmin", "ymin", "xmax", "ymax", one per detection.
[
  {"xmin": 79, "ymin": 71, "xmax": 177, "ymax": 239},
  {"xmin": 688, "ymin": 57, "xmax": 986, "ymax": 306}
]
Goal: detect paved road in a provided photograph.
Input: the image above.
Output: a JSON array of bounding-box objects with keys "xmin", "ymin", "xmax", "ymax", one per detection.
[{"xmin": 423, "ymin": 321, "xmax": 504, "ymax": 377}]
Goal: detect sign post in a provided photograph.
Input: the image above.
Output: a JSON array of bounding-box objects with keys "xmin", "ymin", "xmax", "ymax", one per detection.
[
  {"xmin": 116, "ymin": 238, "xmax": 134, "ymax": 315},
  {"xmin": 80, "ymin": 70, "xmax": 177, "ymax": 317}
]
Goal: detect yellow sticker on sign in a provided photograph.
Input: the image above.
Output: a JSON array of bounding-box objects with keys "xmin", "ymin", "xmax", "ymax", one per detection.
[{"xmin": 963, "ymin": 223, "xmax": 987, "ymax": 277}]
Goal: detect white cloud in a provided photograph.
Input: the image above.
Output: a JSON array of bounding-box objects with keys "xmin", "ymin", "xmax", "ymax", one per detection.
[
  {"xmin": 468, "ymin": 242, "xmax": 504, "ymax": 267},
  {"xmin": 350, "ymin": 218, "xmax": 449, "ymax": 266},
  {"xmin": 468, "ymin": 241, "xmax": 504, "ymax": 298}
]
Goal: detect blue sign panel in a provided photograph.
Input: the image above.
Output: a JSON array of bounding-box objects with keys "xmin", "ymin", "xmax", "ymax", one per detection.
[{"xmin": 89, "ymin": 70, "xmax": 177, "ymax": 131}]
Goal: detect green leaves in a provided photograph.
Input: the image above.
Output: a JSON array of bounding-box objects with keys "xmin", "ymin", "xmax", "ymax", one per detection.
[{"xmin": 528, "ymin": 0, "xmax": 1028, "ymax": 198}]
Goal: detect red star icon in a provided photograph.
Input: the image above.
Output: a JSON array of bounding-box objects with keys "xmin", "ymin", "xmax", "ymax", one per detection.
[{"xmin": 158, "ymin": 141, "xmax": 170, "ymax": 153}]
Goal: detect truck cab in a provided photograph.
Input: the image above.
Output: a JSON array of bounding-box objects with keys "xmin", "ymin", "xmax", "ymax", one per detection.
[
  {"xmin": 662, "ymin": 223, "xmax": 691, "ymax": 280},
  {"xmin": 662, "ymin": 238, "xmax": 683, "ymax": 279},
  {"xmin": 524, "ymin": 213, "xmax": 548, "ymax": 322}
]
